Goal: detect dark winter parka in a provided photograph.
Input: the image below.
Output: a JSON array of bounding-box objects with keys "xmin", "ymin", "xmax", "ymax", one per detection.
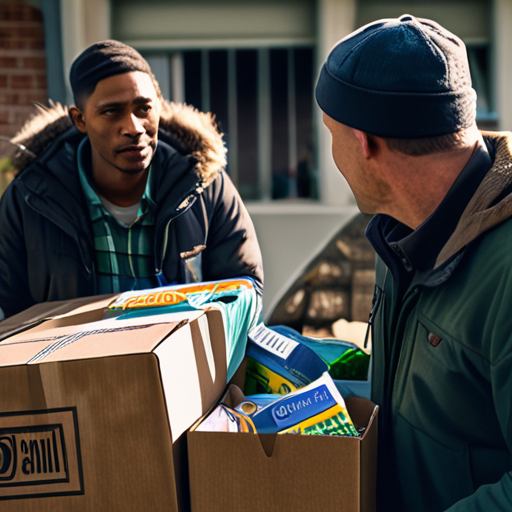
[{"xmin": 0, "ymin": 101, "xmax": 263, "ymax": 319}]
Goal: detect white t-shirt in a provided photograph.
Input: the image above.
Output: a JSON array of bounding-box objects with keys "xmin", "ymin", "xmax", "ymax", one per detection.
[{"xmin": 98, "ymin": 195, "xmax": 140, "ymax": 227}]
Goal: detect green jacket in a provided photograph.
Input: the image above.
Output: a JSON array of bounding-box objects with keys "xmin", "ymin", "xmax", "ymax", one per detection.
[{"xmin": 370, "ymin": 133, "xmax": 512, "ymax": 512}]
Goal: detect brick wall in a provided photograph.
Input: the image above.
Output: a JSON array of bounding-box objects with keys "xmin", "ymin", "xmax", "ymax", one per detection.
[{"xmin": 0, "ymin": 2, "xmax": 47, "ymax": 139}]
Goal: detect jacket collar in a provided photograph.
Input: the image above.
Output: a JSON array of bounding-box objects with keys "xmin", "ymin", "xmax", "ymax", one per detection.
[
  {"xmin": 392, "ymin": 139, "xmax": 492, "ymax": 273},
  {"xmin": 367, "ymin": 132, "xmax": 512, "ymax": 290}
]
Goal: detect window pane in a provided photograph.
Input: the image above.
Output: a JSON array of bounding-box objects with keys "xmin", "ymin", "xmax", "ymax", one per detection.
[
  {"xmin": 209, "ymin": 51, "xmax": 229, "ymax": 137},
  {"xmin": 270, "ymin": 49, "xmax": 289, "ymax": 199},
  {"xmin": 177, "ymin": 45, "xmax": 317, "ymax": 201},
  {"xmin": 236, "ymin": 49, "xmax": 259, "ymax": 200},
  {"xmin": 294, "ymin": 47, "xmax": 316, "ymax": 198},
  {"xmin": 183, "ymin": 50, "xmax": 202, "ymax": 110}
]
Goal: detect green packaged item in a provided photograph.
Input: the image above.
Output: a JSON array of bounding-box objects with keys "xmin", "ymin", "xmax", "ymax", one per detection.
[
  {"xmin": 270, "ymin": 325, "xmax": 370, "ymax": 381},
  {"xmin": 328, "ymin": 348, "xmax": 371, "ymax": 380}
]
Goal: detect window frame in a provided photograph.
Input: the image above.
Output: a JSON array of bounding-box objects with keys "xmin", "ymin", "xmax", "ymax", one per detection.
[{"xmin": 138, "ymin": 38, "xmax": 318, "ymax": 202}]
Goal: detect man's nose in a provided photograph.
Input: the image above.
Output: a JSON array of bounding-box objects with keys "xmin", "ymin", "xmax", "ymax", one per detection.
[{"xmin": 122, "ymin": 114, "xmax": 145, "ymax": 138}]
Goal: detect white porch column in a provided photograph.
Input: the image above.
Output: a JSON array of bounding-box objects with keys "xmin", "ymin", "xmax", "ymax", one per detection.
[
  {"xmin": 316, "ymin": 0, "xmax": 357, "ymax": 206},
  {"xmin": 494, "ymin": 0, "xmax": 512, "ymax": 131},
  {"xmin": 60, "ymin": 0, "xmax": 111, "ymax": 104}
]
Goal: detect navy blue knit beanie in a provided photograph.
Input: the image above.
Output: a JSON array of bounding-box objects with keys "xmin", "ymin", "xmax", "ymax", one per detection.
[
  {"xmin": 315, "ymin": 14, "xmax": 477, "ymax": 138},
  {"xmin": 70, "ymin": 40, "xmax": 154, "ymax": 107}
]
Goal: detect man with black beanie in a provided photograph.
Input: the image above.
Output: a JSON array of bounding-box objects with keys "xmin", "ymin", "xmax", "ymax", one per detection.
[
  {"xmin": 0, "ymin": 40, "xmax": 263, "ymax": 319},
  {"xmin": 316, "ymin": 15, "xmax": 512, "ymax": 512}
]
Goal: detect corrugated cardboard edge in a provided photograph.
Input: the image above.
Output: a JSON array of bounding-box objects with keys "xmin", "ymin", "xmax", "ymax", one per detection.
[
  {"xmin": 154, "ymin": 309, "xmax": 229, "ymax": 512},
  {"xmin": 188, "ymin": 391, "xmax": 379, "ymax": 512},
  {"xmin": 0, "ymin": 294, "xmax": 118, "ymax": 342},
  {"xmin": 0, "ymin": 353, "xmax": 179, "ymax": 510},
  {"xmin": 346, "ymin": 397, "xmax": 379, "ymax": 512}
]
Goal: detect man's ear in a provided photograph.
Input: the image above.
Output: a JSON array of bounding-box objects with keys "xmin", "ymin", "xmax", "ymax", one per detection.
[
  {"xmin": 69, "ymin": 106, "xmax": 87, "ymax": 133},
  {"xmin": 352, "ymin": 128, "xmax": 374, "ymax": 159}
]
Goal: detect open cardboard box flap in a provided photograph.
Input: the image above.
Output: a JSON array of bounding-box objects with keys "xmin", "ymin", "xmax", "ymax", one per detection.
[
  {"xmin": 0, "ymin": 293, "xmax": 119, "ymax": 341},
  {"xmin": 0, "ymin": 310, "xmax": 205, "ymax": 364},
  {"xmin": 0, "ymin": 300, "xmax": 230, "ymax": 511}
]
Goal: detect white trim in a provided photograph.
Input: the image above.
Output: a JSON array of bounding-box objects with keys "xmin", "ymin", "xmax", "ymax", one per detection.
[
  {"xmin": 246, "ymin": 202, "xmax": 357, "ymax": 216},
  {"xmin": 317, "ymin": 0, "xmax": 357, "ymax": 206},
  {"xmin": 60, "ymin": 0, "xmax": 86, "ymax": 104},
  {"xmin": 170, "ymin": 52, "xmax": 185, "ymax": 104},
  {"xmin": 464, "ymin": 37, "xmax": 491, "ymax": 46},
  {"xmin": 59, "ymin": 0, "xmax": 111, "ymax": 105},
  {"xmin": 126, "ymin": 38, "xmax": 316, "ymax": 51}
]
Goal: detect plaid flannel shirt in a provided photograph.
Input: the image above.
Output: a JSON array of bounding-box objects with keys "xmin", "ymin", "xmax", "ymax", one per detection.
[{"xmin": 78, "ymin": 138, "xmax": 160, "ymax": 294}]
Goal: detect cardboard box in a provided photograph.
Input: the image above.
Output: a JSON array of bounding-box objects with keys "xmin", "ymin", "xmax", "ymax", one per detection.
[
  {"xmin": 0, "ymin": 297, "xmax": 230, "ymax": 511},
  {"xmin": 187, "ymin": 387, "xmax": 378, "ymax": 512}
]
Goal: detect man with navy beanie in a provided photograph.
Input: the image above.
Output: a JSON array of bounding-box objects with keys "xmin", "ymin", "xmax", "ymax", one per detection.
[
  {"xmin": 316, "ymin": 15, "xmax": 512, "ymax": 512},
  {"xmin": 0, "ymin": 40, "xmax": 263, "ymax": 318}
]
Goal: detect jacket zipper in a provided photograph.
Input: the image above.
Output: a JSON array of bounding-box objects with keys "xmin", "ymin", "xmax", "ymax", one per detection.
[
  {"xmin": 364, "ymin": 284, "xmax": 384, "ymax": 350},
  {"xmin": 376, "ymin": 283, "xmax": 420, "ymax": 471},
  {"xmin": 155, "ymin": 193, "xmax": 198, "ymax": 273},
  {"xmin": 388, "ymin": 286, "xmax": 420, "ymax": 403}
]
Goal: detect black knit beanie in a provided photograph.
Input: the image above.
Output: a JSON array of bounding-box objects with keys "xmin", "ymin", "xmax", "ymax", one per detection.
[
  {"xmin": 70, "ymin": 40, "xmax": 154, "ymax": 107},
  {"xmin": 315, "ymin": 14, "xmax": 477, "ymax": 138}
]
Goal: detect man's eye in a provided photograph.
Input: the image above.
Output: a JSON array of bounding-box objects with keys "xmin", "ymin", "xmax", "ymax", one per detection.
[{"xmin": 101, "ymin": 108, "xmax": 118, "ymax": 115}]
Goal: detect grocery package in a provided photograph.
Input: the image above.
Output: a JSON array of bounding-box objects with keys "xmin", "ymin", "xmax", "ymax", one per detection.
[
  {"xmin": 195, "ymin": 403, "xmax": 257, "ymax": 433},
  {"xmin": 245, "ymin": 323, "xmax": 328, "ymax": 395},
  {"xmin": 197, "ymin": 372, "xmax": 359, "ymax": 437},
  {"xmin": 270, "ymin": 325, "xmax": 371, "ymax": 380},
  {"xmin": 107, "ymin": 277, "xmax": 262, "ymax": 381},
  {"xmin": 245, "ymin": 323, "xmax": 370, "ymax": 396}
]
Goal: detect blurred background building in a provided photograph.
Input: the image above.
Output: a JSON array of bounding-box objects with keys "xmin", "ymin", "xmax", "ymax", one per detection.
[{"xmin": 0, "ymin": 0, "xmax": 510, "ymax": 321}]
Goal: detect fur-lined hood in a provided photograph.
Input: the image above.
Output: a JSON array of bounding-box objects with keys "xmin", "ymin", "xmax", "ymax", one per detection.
[{"xmin": 10, "ymin": 100, "xmax": 227, "ymax": 187}]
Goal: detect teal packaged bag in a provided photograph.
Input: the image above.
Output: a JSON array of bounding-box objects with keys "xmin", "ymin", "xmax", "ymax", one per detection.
[{"xmin": 107, "ymin": 278, "xmax": 262, "ymax": 381}]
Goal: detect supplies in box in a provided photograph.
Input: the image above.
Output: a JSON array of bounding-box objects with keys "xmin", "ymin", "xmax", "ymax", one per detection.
[
  {"xmin": 244, "ymin": 323, "xmax": 370, "ymax": 398},
  {"xmin": 196, "ymin": 371, "xmax": 359, "ymax": 437},
  {"xmin": 188, "ymin": 391, "xmax": 378, "ymax": 512},
  {"xmin": 0, "ymin": 278, "xmax": 262, "ymax": 511}
]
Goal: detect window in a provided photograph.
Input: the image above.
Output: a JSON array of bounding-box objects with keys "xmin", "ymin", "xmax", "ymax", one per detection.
[
  {"xmin": 144, "ymin": 47, "xmax": 318, "ymax": 202},
  {"xmin": 467, "ymin": 43, "xmax": 498, "ymax": 129}
]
